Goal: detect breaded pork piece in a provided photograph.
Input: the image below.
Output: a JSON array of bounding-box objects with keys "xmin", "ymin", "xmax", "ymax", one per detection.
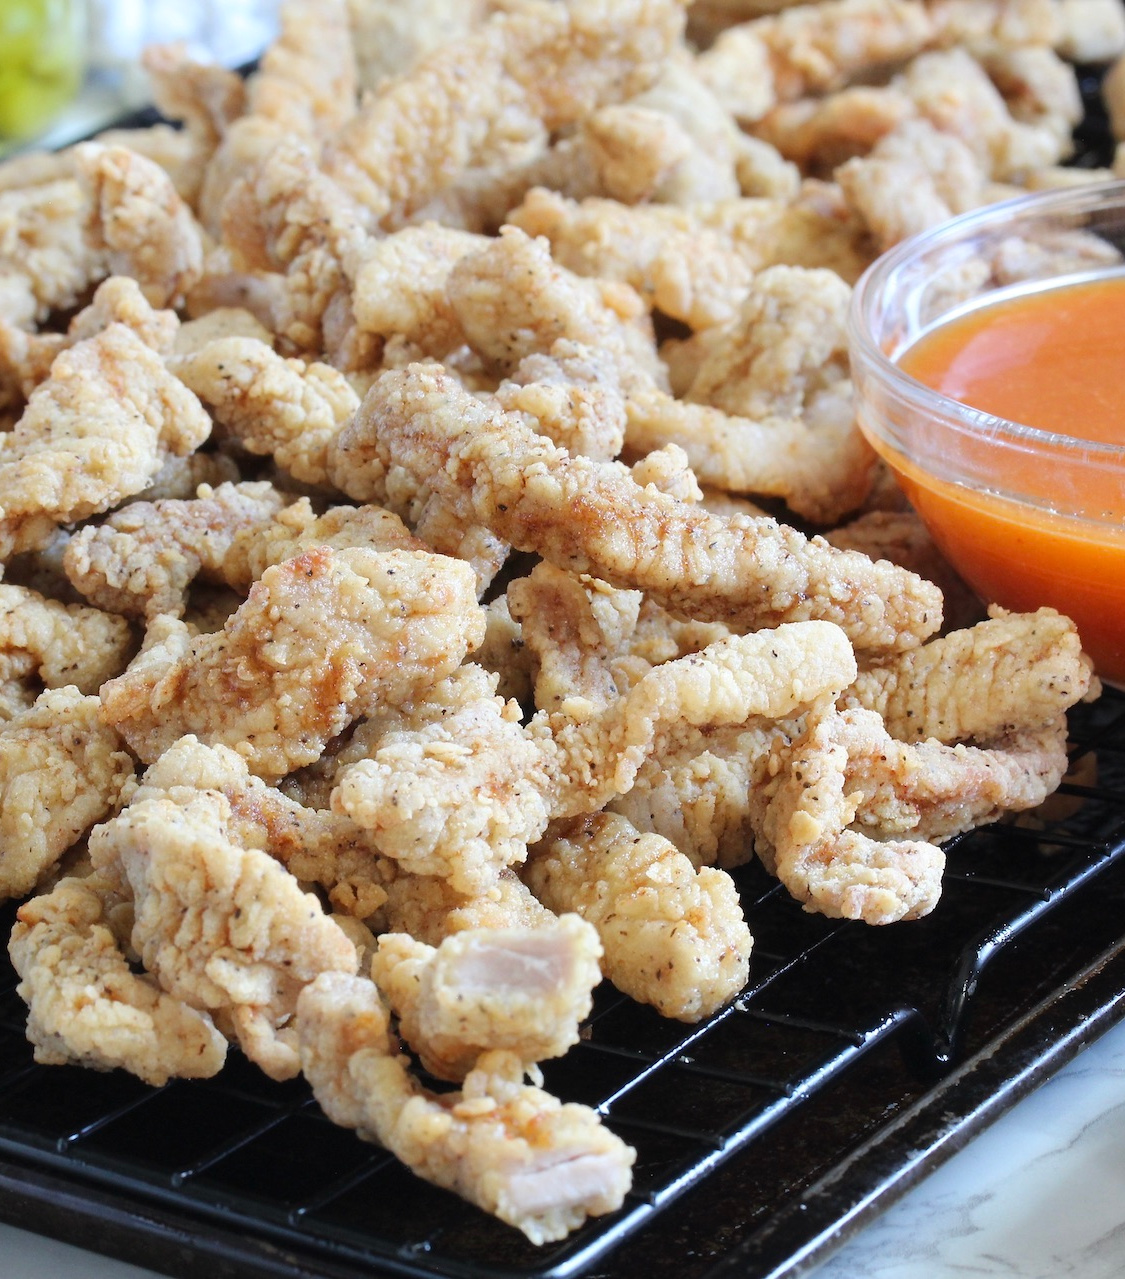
[
  {"xmin": 74, "ymin": 143, "xmax": 205, "ymax": 309},
  {"xmin": 754, "ymin": 706, "xmax": 1070, "ymax": 922},
  {"xmin": 840, "ymin": 607, "xmax": 1093, "ymax": 743},
  {"xmin": 0, "ymin": 276, "xmax": 178, "ymax": 411},
  {"xmin": 100, "ymin": 546, "xmax": 484, "ymax": 779},
  {"xmin": 64, "ymin": 481, "xmax": 288, "ymax": 619},
  {"xmin": 0, "ymin": 688, "xmax": 134, "ymax": 899},
  {"xmin": 171, "ymin": 336, "xmax": 359, "ymax": 488},
  {"xmin": 0, "ymin": 584, "xmax": 134, "ymax": 695},
  {"xmin": 0, "ymin": 324, "xmax": 213, "ymax": 558},
  {"xmin": 624, "ymin": 265, "xmax": 874, "ymax": 524},
  {"xmin": 371, "ymin": 915, "xmax": 603, "ymax": 1080},
  {"xmin": 199, "ymin": 0, "xmax": 357, "ymax": 234},
  {"xmin": 298, "ymin": 973, "xmax": 635, "ymax": 1243},
  {"xmin": 836, "ymin": 118, "xmax": 988, "ymax": 250},
  {"xmin": 323, "ymin": 0, "xmax": 687, "ymax": 227},
  {"xmin": 90, "ymin": 787, "xmax": 358, "ymax": 1080},
  {"xmin": 697, "ymin": 0, "xmax": 934, "ymax": 122},
  {"xmin": 507, "ymin": 187, "xmax": 870, "ymax": 330},
  {"xmin": 9, "ymin": 870, "xmax": 227, "ymax": 1085},
  {"xmin": 333, "ymin": 623, "xmax": 857, "ymax": 892},
  {"xmin": 349, "ymin": 223, "xmax": 488, "ymax": 356},
  {"xmin": 526, "ymin": 811, "xmax": 752, "ymax": 1021},
  {"xmin": 379, "ymin": 869, "xmax": 557, "ymax": 948},
  {"xmin": 352, "ymin": 364, "xmax": 943, "ymax": 651},
  {"xmin": 331, "ymin": 665, "xmax": 554, "ymax": 893},
  {"xmin": 137, "ymin": 735, "xmax": 394, "ymax": 920},
  {"xmin": 608, "ymin": 718, "xmax": 782, "ymax": 870},
  {"xmin": 66, "ymin": 482, "xmax": 424, "ymax": 622},
  {"xmin": 446, "ymin": 225, "xmax": 665, "ymax": 392},
  {"xmin": 140, "ymin": 43, "xmax": 248, "ymax": 209},
  {"xmin": 346, "ymin": 0, "xmax": 489, "ymax": 93}
]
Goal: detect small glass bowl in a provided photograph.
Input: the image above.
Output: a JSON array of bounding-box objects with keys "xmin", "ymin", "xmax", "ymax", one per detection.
[{"xmin": 849, "ymin": 180, "xmax": 1125, "ymax": 683}]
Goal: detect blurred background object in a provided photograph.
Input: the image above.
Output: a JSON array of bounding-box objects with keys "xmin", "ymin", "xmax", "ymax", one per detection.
[
  {"xmin": 87, "ymin": 0, "xmax": 280, "ymax": 104},
  {"xmin": 0, "ymin": 0, "xmax": 280, "ymax": 154},
  {"xmin": 0, "ymin": 0, "xmax": 87, "ymax": 139}
]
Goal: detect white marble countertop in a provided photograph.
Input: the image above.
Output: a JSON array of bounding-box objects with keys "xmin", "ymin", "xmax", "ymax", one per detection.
[{"xmin": 1, "ymin": 1015, "xmax": 1123, "ymax": 1279}]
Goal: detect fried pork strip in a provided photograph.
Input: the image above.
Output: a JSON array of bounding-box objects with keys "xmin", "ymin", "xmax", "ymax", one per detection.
[
  {"xmin": 0, "ymin": 275, "xmax": 178, "ymax": 411},
  {"xmin": 506, "ymin": 187, "xmax": 870, "ymax": 331},
  {"xmin": 0, "ymin": 688, "xmax": 134, "ymax": 900},
  {"xmin": 842, "ymin": 608, "xmax": 1094, "ymax": 742},
  {"xmin": 0, "ymin": 584, "xmax": 133, "ymax": 695},
  {"xmin": 372, "ymin": 915, "xmax": 603, "ymax": 1080},
  {"xmin": 332, "ymin": 621, "xmax": 856, "ymax": 892},
  {"xmin": 323, "ymin": 0, "xmax": 688, "ymax": 226},
  {"xmin": 298, "ymin": 973, "xmax": 635, "ymax": 1243},
  {"xmin": 137, "ymin": 735, "xmax": 393, "ymax": 920},
  {"xmin": 624, "ymin": 264, "xmax": 873, "ymax": 523},
  {"xmin": 697, "ymin": 0, "xmax": 936, "ymax": 123},
  {"xmin": 346, "ymin": 364, "xmax": 942, "ymax": 650},
  {"xmin": 89, "ymin": 787, "xmax": 358, "ymax": 1080},
  {"xmin": 63, "ymin": 482, "xmax": 425, "ymax": 620},
  {"xmin": 754, "ymin": 707, "xmax": 1070, "ymax": 921},
  {"xmin": 9, "ymin": 871, "xmax": 227, "ymax": 1085},
  {"xmin": 0, "ymin": 142, "xmax": 203, "ymax": 331},
  {"xmin": 526, "ymin": 812, "xmax": 753, "ymax": 1020},
  {"xmin": 100, "ymin": 546, "xmax": 484, "ymax": 779},
  {"xmin": 198, "ymin": 0, "xmax": 358, "ymax": 233},
  {"xmin": 0, "ymin": 324, "xmax": 212, "ymax": 558},
  {"xmin": 171, "ymin": 336, "xmax": 359, "ymax": 488}
]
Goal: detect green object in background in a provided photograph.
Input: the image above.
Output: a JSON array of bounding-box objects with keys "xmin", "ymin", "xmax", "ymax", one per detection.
[{"xmin": 0, "ymin": 0, "xmax": 85, "ymax": 139}]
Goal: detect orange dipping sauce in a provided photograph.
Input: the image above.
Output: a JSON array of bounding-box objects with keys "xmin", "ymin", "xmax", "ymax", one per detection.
[{"xmin": 871, "ymin": 270, "xmax": 1125, "ymax": 681}]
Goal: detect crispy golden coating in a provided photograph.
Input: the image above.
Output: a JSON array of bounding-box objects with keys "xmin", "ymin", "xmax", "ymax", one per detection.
[
  {"xmin": 100, "ymin": 546, "xmax": 484, "ymax": 779},
  {"xmin": 198, "ymin": 0, "xmax": 357, "ymax": 233},
  {"xmin": 495, "ymin": 341, "xmax": 628, "ymax": 461},
  {"xmin": 0, "ymin": 324, "xmax": 212, "ymax": 558},
  {"xmin": 0, "ymin": 276, "xmax": 178, "ymax": 412},
  {"xmin": 0, "ymin": 584, "xmax": 134, "ymax": 694},
  {"xmin": 447, "ymin": 225, "xmax": 664, "ymax": 390},
  {"xmin": 624, "ymin": 264, "xmax": 873, "ymax": 522},
  {"xmin": 138, "ymin": 735, "xmax": 394, "ymax": 920},
  {"xmin": 755, "ymin": 706, "xmax": 1070, "ymax": 921},
  {"xmin": 836, "ymin": 118, "xmax": 987, "ymax": 249},
  {"xmin": 65, "ymin": 481, "xmax": 425, "ymax": 622},
  {"xmin": 64, "ymin": 481, "xmax": 288, "ymax": 619},
  {"xmin": 380, "ymin": 868, "xmax": 557, "ymax": 947},
  {"xmin": 334, "ymin": 621, "xmax": 857, "ymax": 894},
  {"xmin": 508, "ymin": 187, "xmax": 870, "ymax": 330},
  {"xmin": 526, "ymin": 812, "xmax": 752, "ymax": 1021},
  {"xmin": 172, "ymin": 336, "xmax": 359, "ymax": 488},
  {"xmin": 90, "ymin": 787, "xmax": 358, "ymax": 1079},
  {"xmin": 331, "ymin": 666, "xmax": 553, "ymax": 892},
  {"xmin": 350, "ymin": 223, "xmax": 488, "ymax": 355},
  {"xmin": 298, "ymin": 975, "xmax": 634, "ymax": 1243},
  {"xmin": 698, "ymin": 0, "xmax": 935, "ymax": 123},
  {"xmin": 324, "ymin": 0, "xmax": 687, "ymax": 226},
  {"xmin": 0, "ymin": 688, "xmax": 134, "ymax": 899},
  {"xmin": 74, "ymin": 143, "xmax": 205, "ymax": 308},
  {"xmin": 824, "ymin": 507, "xmax": 983, "ymax": 633},
  {"xmin": 9, "ymin": 871, "xmax": 227, "ymax": 1085},
  {"xmin": 372, "ymin": 915, "xmax": 603, "ymax": 1080},
  {"xmin": 355, "ymin": 363, "xmax": 942, "ymax": 650},
  {"xmin": 608, "ymin": 719, "xmax": 780, "ymax": 869},
  {"xmin": 841, "ymin": 608, "xmax": 1093, "ymax": 742}
]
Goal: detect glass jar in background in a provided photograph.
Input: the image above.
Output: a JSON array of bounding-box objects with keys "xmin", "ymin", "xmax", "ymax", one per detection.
[{"xmin": 0, "ymin": 0, "xmax": 86, "ymax": 140}]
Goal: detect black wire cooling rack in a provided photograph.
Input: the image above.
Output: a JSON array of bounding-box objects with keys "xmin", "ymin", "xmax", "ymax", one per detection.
[{"xmin": 1, "ymin": 685, "xmax": 1124, "ymax": 1279}]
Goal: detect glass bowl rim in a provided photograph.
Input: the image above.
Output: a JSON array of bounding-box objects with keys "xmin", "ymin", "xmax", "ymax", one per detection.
[{"xmin": 847, "ymin": 176, "xmax": 1125, "ymax": 464}]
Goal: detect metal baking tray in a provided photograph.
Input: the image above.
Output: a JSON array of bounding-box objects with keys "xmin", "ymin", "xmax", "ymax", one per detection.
[
  {"xmin": 1, "ymin": 64, "xmax": 1123, "ymax": 1279},
  {"xmin": 1, "ymin": 682, "xmax": 1124, "ymax": 1279}
]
